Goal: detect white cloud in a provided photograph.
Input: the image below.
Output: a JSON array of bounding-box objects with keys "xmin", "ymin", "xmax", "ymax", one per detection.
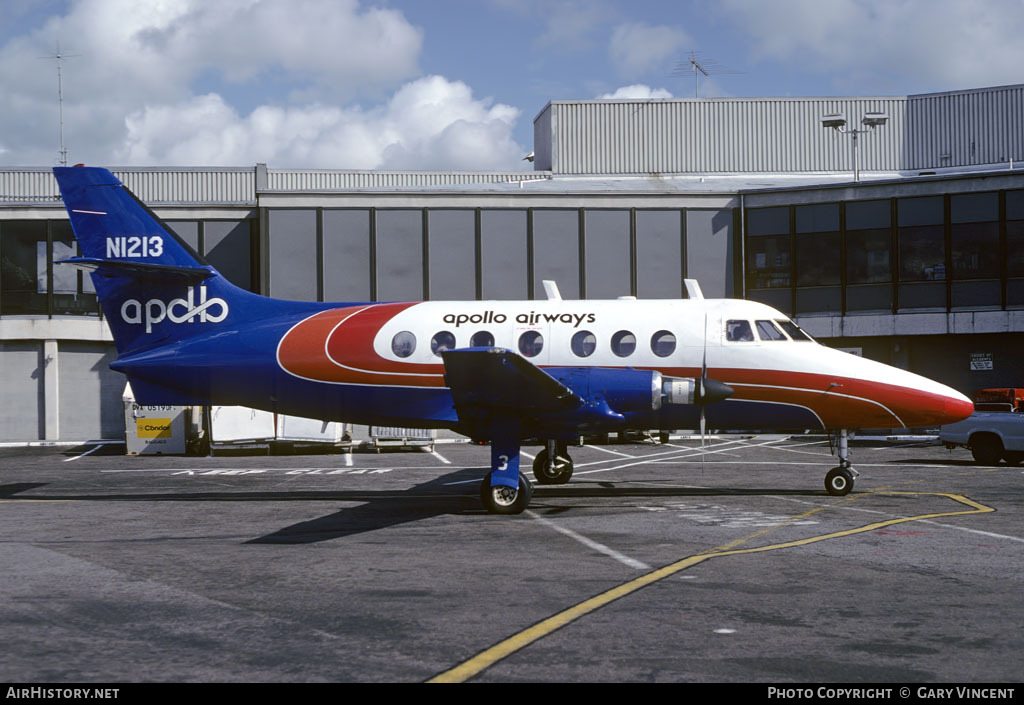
[
  {"xmin": 116, "ymin": 76, "xmax": 525, "ymax": 170},
  {"xmin": 609, "ymin": 22, "xmax": 690, "ymax": 78},
  {"xmin": 0, "ymin": 0, "xmax": 528, "ymax": 169},
  {"xmin": 598, "ymin": 85, "xmax": 673, "ymax": 100},
  {"xmin": 715, "ymin": 0, "xmax": 1024, "ymax": 92}
]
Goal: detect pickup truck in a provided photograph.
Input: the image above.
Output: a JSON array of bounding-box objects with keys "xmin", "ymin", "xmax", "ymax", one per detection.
[{"xmin": 941, "ymin": 409, "xmax": 1024, "ymax": 465}]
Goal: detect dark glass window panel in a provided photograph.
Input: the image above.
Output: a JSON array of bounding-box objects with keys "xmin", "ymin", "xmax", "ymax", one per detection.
[
  {"xmin": 950, "ymin": 192, "xmax": 998, "ymax": 223},
  {"xmin": 846, "ymin": 228, "xmax": 891, "ymax": 284},
  {"xmin": 584, "ymin": 210, "xmax": 630, "ymax": 299},
  {"xmin": 428, "ymin": 210, "xmax": 476, "ymax": 301},
  {"xmin": 846, "ymin": 283, "xmax": 892, "ymax": 312},
  {"xmin": 376, "ymin": 210, "xmax": 423, "ymax": 302},
  {"xmin": 1, "ymin": 221, "xmax": 48, "ymax": 315},
  {"xmin": 899, "ymin": 225, "xmax": 945, "ymax": 281},
  {"xmin": 323, "ymin": 210, "xmax": 371, "ymax": 302},
  {"xmin": 533, "ymin": 210, "xmax": 579, "ymax": 300},
  {"xmin": 610, "ymin": 330, "xmax": 636, "ymax": 357},
  {"xmin": 391, "ymin": 331, "xmax": 416, "ymax": 358},
  {"xmin": 51, "ymin": 221, "xmax": 99, "ymax": 315},
  {"xmin": 470, "ymin": 331, "xmax": 494, "ymax": 347},
  {"xmin": 430, "ymin": 331, "xmax": 455, "ymax": 356},
  {"xmin": 166, "ymin": 221, "xmax": 200, "ymax": 252},
  {"xmin": 795, "ymin": 204, "xmax": 838, "ymax": 234},
  {"xmin": 1007, "ymin": 220, "xmax": 1024, "ymax": 277},
  {"xmin": 651, "ymin": 330, "xmax": 676, "ymax": 357},
  {"xmin": 1007, "ymin": 190, "xmax": 1024, "ymax": 220},
  {"xmin": 726, "ymin": 320, "xmax": 754, "ymax": 342},
  {"xmin": 518, "ymin": 330, "xmax": 543, "ymax": 357},
  {"xmin": 480, "ymin": 210, "xmax": 527, "ymax": 300},
  {"xmin": 636, "ymin": 210, "xmax": 682, "ymax": 299},
  {"xmin": 756, "ymin": 320, "xmax": 786, "ymax": 341},
  {"xmin": 898, "ymin": 196, "xmax": 943, "ymax": 227},
  {"xmin": 796, "ymin": 287, "xmax": 842, "ymax": 314},
  {"xmin": 571, "ymin": 330, "xmax": 596, "ymax": 357},
  {"xmin": 746, "ymin": 235, "xmax": 791, "ymax": 288},
  {"xmin": 748, "ymin": 288, "xmax": 792, "ymax": 314},
  {"xmin": 951, "ymin": 221, "xmax": 999, "ymax": 279},
  {"xmin": 795, "ymin": 231, "xmax": 840, "ymax": 286},
  {"xmin": 747, "ymin": 207, "xmax": 789, "ymax": 236},
  {"xmin": 687, "ymin": 209, "xmax": 733, "ymax": 299},
  {"xmin": 951, "ymin": 281, "xmax": 1000, "ymax": 309},
  {"xmin": 898, "ymin": 282, "xmax": 946, "ymax": 309},
  {"xmin": 204, "ymin": 220, "xmax": 251, "ymax": 290},
  {"xmin": 846, "ymin": 200, "xmax": 890, "ymax": 230},
  {"xmin": 268, "ymin": 210, "xmax": 317, "ymax": 301}
]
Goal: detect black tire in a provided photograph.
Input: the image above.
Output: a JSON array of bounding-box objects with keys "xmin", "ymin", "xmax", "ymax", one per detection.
[
  {"xmin": 970, "ymin": 435, "xmax": 1004, "ymax": 466},
  {"xmin": 480, "ymin": 472, "xmax": 533, "ymax": 514},
  {"xmin": 824, "ymin": 467, "xmax": 854, "ymax": 496},
  {"xmin": 532, "ymin": 447, "xmax": 574, "ymax": 485},
  {"xmin": 1002, "ymin": 451, "xmax": 1024, "ymax": 466}
]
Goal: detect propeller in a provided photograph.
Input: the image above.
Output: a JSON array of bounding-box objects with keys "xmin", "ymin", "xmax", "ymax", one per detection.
[{"xmin": 696, "ymin": 309, "xmax": 734, "ymax": 473}]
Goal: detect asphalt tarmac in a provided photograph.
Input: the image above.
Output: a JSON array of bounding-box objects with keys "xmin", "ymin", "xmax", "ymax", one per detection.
[{"xmin": 1, "ymin": 436, "xmax": 1022, "ymax": 683}]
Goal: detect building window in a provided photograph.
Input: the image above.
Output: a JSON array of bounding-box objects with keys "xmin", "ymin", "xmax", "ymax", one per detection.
[
  {"xmin": 950, "ymin": 193, "xmax": 999, "ymax": 280},
  {"xmin": 898, "ymin": 197, "xmax": 945, "ymax": 282},
  {"xmin": 1, "ymin": 221, "xmax": 48, "ymax": 315},
  {"xmin": 795, "ymin": 204, "xmax": 840, "ymax": 287},
  {"xmin": 746, "ymin": 207, "xmax": 791, "ymax": 290}
]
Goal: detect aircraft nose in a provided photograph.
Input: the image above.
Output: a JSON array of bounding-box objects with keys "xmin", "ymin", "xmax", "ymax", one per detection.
[{"xmin": 942, "ymin": 391, "xmax": 975, "ymax": 424}]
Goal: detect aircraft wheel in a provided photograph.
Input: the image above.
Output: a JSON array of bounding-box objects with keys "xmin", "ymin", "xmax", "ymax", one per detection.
[
  {"xmin": 824, "ymin": 467, "xmax": 854, "ymax": 496},
  {"xmin": 970, "ymin": 435, "xmax": 1003, "ymax": 466},
  {"xmin": 1003, "ymin": 451, "xmax": 1024, "ymax": 466},
  {"xmin": 532, "ymin": 448, "xmax": 574, "ymax": 485},
  {"xmin": 480, "ymin": 472, "xmax": 533, "ymax": 514}
]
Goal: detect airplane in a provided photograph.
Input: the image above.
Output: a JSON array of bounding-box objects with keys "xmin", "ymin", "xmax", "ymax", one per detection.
[{"xmin": 52, "ymin": 165, "xmax": 975, "ymax": 514}]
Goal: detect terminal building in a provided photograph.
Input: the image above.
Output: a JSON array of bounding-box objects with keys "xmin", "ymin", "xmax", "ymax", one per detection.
[{"xmin": 2, "ymin": 83, "xmax": 1023, "ymax": 443}]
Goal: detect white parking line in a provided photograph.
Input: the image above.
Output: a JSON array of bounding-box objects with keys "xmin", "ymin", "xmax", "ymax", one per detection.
[
  {"xmin": 63, "ymin": 445, "xmax": 101, "ymax": 462},
  {"xmin": 431, "ymin": 450, "xmax": 451, "ymax": 465},
  {"xmin": 526, "ymin": 510, "xmax": 651, "ymax": 570}
]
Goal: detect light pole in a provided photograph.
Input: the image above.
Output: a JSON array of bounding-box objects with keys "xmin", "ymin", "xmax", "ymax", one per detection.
[{"xmin": 821, "ymin": 112, "xmax": 889, "ymax": 182}]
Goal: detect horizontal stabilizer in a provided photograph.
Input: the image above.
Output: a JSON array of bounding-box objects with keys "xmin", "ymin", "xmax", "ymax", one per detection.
[{"xmin": 56, "ymin": 257, "xmax": 215, "ymax": 282}]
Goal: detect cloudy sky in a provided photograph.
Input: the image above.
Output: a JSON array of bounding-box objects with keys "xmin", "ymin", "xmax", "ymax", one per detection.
[{"xmin": 2, "ymin": 0, "xmax": 1022, "ymax": 170}]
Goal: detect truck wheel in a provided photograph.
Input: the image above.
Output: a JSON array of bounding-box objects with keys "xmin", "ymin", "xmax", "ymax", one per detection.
[
  {"xmin": 970, "ymin": 435, "xmax": 1004, "ymax": 466},
  {"xmin": 1003, "ymin": 451, "xmax": 1024, "ymax": 466}
]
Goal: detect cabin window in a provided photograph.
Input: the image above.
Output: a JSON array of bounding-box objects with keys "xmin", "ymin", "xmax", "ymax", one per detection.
[
  {"xmin": 611, "ymin": 330, "xmax": 636, "ymax": 357},
  {"xmin": 392, "ymin": 331, "xmax": 416, "ymax": 357},
  {"xmin": 470, "ymin": 331, "xmax": 494, "ymax": 347},
  {"xmin": 776, "ymin": 319, "xmax": 812, "ymax": 341},
  {"xmin": 755, "ymin": 320, "xmax": 787, "ymax": 341},
  {"xmin": 431, "ymin": 331, "xmax": 456, "ymax": 356},
  {"xmin": 571, "ymin": 330, "xmax": 597, "ymax": 357},
  {"xmin": 726, "ymin": 320, "xmax": 755, "ymax": 342},
  {"xmin": 651, "ymin": 330, "xmax": 676, "ymax": 357},
  {"xmin": 518, "ymin": 330, "xmax": 544, "ymax": 357}
]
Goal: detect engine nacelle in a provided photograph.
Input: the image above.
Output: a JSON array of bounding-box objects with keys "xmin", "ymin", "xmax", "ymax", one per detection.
[{"xmin": 549, "ymin": 367, "xmax": 664, "ymax": 413}]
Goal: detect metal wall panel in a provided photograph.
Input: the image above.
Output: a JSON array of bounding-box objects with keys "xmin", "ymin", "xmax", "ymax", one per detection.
[
  {"xmin": 0, "ymin": 167, "xmax": 256, "ymax": 204},
  {"xmin": 266, "ymin": 170, "xmax": 549, "ymax": 190},
  {"xmin": 539, "ymin": 86, "xmax": 1021, "ymax": 175}
]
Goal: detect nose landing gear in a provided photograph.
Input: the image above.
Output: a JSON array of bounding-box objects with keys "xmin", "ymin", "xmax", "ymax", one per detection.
[{"xmin": 825, "ymin": 429, "xmax": 859, "ymax": 496}]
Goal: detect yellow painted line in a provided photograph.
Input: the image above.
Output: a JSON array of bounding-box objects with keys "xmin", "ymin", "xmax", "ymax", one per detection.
[{"xmin": 428, "ymin": 491, "xmax": 994, "ymax": 683}]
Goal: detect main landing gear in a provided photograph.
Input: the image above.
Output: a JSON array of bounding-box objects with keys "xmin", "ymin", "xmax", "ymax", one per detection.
[
  {"xmin": 533, "ymin": 440, "xmax": 574, "ymax": 485},
  {"xmin": 479, "ymin": 437, "xmax": 573, "ymax": 513},
  {"xmin": 825, "ymin": 429, "xmax": 859, "ymax": 496}
]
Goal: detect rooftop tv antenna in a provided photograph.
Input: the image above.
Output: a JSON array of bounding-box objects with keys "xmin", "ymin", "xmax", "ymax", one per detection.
[
  {"xmin": 672, "ymin": 51, "xmax": 740, "ymax": 98},
  {"xmin": 39, "ymin": 41, "xmax": 80, "ymax": 166}
]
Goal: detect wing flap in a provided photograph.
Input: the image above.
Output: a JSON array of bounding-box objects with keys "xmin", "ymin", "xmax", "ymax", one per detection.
[{"xmin": 441, "ymin": 348, "xmax": 581, "ymax": 414}]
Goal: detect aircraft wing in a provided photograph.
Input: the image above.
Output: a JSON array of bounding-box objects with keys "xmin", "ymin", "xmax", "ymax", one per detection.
[{"xmin": 441, "ymin": 347, "xmax": 582, "ymax": 415}]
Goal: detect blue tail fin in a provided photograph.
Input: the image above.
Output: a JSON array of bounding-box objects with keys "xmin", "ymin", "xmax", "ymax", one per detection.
[{"xmin": 54, "ymin": 166, "xmax": 245, "ymax": 354}]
